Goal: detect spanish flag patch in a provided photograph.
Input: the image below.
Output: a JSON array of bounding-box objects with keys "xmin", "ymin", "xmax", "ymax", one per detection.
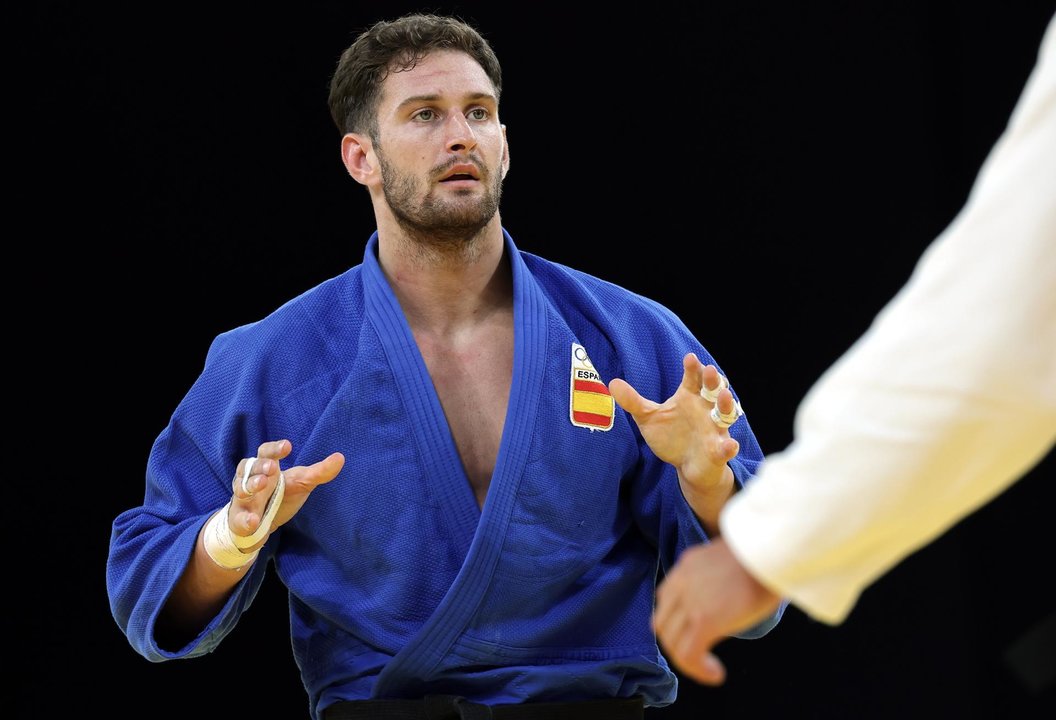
[{"xmin": 569, "ymin": 342, "xmax": 614, "ymax": 431}]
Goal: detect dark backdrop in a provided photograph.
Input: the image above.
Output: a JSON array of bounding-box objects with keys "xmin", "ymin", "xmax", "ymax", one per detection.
[{"xmin": 21, "ymin": 2, "xmax": 1055, "ymax": 718}]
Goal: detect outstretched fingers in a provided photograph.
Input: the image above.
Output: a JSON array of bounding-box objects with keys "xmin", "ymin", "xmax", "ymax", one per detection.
[
  {"xmin": 266, "ymin": 450, "xmax": 345, "ymax": 529},
  {"xmin": 284, "ymin": 452, "xmax": 346, "ymax": 493},
  {"xmin": 232, "ymin": 441, "xmax": 345, "ymax": 535}
]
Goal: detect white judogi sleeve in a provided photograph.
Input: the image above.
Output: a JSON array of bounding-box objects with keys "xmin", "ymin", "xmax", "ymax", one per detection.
[{"xmin": 720, "ymin": 13, "xmax": 1056, "ymax": 625}]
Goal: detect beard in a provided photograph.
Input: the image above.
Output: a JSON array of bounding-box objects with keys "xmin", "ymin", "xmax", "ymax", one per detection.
[{"xmin": 377, "ymin": 151, "xmax": 503, "ymax": 251}]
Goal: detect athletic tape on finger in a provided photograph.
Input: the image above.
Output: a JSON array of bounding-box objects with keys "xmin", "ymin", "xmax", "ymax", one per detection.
[
  {"xmin": 710, "ymin": 401, "xmax": 744, "ymax": 429},
  {"xmin": 240, "ymin": 458, "xmax": 256, "ymax": 497},
  {"xmin": 699, "ymin": 374, "xmax": 729, "ymax": 403},
  {"xmin": 233, "ymin": 471, "xmax": 286, "ymax": 550}
]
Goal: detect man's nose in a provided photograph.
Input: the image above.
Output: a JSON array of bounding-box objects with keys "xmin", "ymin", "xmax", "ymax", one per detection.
[{"xmin": 444, "ymin": 112, "xmax": 477, "ymax": 153}]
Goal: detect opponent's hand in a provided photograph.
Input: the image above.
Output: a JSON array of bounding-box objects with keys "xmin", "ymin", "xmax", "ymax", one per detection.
[
  {"xmin": 653, "ymin": 537, "xmax": 781, "ymax": 685},
  {"xmin": 230, "ymin": 440, "xmax": 344, "ymax": 543}
]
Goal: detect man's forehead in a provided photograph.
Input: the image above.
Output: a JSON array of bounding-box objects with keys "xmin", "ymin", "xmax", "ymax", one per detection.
[{"xmin": 381, "ymin": 50, "xmax": 495, "ymax": 104}]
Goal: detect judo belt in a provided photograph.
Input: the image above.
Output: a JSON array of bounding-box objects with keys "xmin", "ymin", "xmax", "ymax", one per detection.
[{"xmin": 322, "ymin": 694, "xmax": 644, "ymax": 719}]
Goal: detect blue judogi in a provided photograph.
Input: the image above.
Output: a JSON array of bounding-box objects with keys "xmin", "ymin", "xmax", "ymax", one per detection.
[{"xmin": 107, "ymin": 229, "xmax": 784, "ymax": 720}]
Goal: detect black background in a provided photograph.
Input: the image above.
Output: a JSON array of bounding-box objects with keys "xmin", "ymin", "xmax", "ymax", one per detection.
[{"xmin": 21, "ymin": 2, "xmax": 1055, "ymax": 718}]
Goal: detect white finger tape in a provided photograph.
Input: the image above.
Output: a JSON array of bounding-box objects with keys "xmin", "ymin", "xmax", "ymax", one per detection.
[
  {"xmin": 699, "ymin": 374, "xmax": 729, "ymax": 403},
  {"xmin": 203, "ymin": 504, "xmax": 259, "ymax": 570},
  {"xmin": 241, "ymin": 458, "xmax": 256, "ymax": 496},
  {"xmin": 710, "ymin": 400, "xmax": 744, "ymax": 429},
  {"xmin": 232, "ymin": 471, "xmax": 286, "ymax": 550},
  {"xmin": 203, "ymin": 471, "xmax": 287, "ymax": 568}
]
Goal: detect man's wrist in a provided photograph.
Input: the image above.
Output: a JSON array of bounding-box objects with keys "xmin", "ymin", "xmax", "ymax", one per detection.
[{"xmin": 203, "ymin": 503, "xmax": 259, "ymax": 570}]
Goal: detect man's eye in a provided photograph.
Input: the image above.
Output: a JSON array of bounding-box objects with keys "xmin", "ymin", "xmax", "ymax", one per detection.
[
  {"xmin": 415, "ymin": 109, "xmax": 437, "ymax": 121},
  {"xmin": 468, "ymin": 108, "xmax": 488, "ymax": 120}
]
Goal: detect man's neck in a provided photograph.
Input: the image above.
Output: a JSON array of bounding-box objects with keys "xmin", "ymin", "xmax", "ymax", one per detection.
[{"xmin": 376, "ymin": 222, "xmax": 512, "ymax": 336}]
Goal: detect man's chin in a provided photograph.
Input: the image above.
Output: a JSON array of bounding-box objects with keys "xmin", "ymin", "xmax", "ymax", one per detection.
[
  {"xmin": 396, "ymin": 211, "xmax": 494, "ymax": 239},
  {"xmin": 429, "ymin": 200, "xmax": 498, "ymax": 229}
]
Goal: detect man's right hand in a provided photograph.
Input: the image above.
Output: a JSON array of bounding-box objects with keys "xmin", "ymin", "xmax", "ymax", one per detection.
[{"xmin": 230, "ymin": 439, "xmax": 345, "ymax": 548}]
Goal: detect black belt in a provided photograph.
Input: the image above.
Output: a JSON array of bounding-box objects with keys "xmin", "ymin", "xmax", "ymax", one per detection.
[{"xmin": 322, "ymin": 695, "xmax": 644, "ymax": 720}]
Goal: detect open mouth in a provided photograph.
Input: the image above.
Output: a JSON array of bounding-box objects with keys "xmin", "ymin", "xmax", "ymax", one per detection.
[{"xmin": 439, "ymin": 163, "xmax": 481, "ymax": 182}]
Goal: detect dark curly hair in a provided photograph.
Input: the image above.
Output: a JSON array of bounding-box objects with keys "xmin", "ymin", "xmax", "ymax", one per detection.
[{"xmin": 327, "ymin": 13, "xmax": 503, "ymax": 142}]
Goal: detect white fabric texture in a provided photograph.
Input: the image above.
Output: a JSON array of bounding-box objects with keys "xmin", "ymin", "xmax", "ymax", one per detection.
[{"xmin": 721, "ymin": 14, "xmax": 1056, "ymax": 625}]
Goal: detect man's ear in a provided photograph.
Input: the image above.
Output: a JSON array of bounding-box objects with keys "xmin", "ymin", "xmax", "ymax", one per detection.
[
  {"xmin": 341, "ymin": 133, "xmax": 375, "ymax": 185},
  {"xmin": 500, "ymin": 123, "xmax": 510, "ymax": 179}
]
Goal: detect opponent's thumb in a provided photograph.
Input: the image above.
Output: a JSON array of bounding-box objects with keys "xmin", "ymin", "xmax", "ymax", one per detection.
[{"xmin": 691, "ymin": 653, "xmax": 727, "ymax": 686}]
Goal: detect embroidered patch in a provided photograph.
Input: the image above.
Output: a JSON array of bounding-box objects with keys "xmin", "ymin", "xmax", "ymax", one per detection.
[{"xmin": 569, "ymin": 343, "xmax": 614, "ymax": 431}]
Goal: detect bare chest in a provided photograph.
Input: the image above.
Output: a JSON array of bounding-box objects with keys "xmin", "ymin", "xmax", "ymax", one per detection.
[{"xmin": 416, "ymin": 326, "xmax": 513, "ymax": 508}]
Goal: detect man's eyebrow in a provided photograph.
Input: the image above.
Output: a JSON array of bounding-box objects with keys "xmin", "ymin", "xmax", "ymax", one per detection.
[{"xmin": 394, "ymin": 92, "xmax": 497, "ymax": 111}]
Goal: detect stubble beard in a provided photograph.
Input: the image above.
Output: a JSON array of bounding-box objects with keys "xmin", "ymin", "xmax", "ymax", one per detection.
[{"xmin": 378, "ymin": 152, "xmax": 503, "ymax": 260}]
